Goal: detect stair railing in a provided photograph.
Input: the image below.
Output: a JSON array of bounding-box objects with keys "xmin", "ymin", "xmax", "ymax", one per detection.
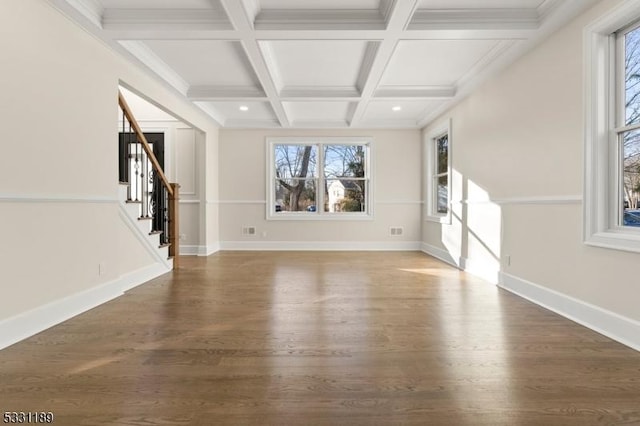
[{"xmin": 118, "ymin": 90, "xmax": 180, "ymax": 268}]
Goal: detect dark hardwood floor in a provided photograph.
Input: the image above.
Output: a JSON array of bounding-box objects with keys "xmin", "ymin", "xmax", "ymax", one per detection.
[{"xmin": 1, "ymin": 252, "xmax": 639, "ymax": 425}]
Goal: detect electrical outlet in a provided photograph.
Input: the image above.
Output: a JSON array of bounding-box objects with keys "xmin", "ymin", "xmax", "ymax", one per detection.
[
  {"xmin": 505, "ymin": 255, "xmax": 511, "ymax": 266},
  {"xmin": 390, "ymin": 227, "xmax": 404, "ymax": 236}
]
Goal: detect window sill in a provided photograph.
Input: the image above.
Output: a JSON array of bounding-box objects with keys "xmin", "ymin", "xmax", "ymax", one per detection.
[
  {"xmin": 585, "ymin": 229, "xmax": 640, "ymax": 253},
  {"xmin": 425, "ymin": 214, "xmax": 451, "ymax": 225},
  {"xmin": 267, "ymin": 213, "xmax": 374, "ymax": 221}
]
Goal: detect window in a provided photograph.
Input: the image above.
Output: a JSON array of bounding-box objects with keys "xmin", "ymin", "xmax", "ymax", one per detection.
[
  {"xmin": 267, "ymin": 137, "xmax": 372, "ymax": 220},
  {"xmin": 618, "ymin": 22, "xmax": 640, "ymax": 227},
  {"xmin": 425, "ymin": 120, "xmax": 452, "ymax": 223},
  {"xmin": 585, "ymin": 3, "xmax": 640, "ymax": 252}
]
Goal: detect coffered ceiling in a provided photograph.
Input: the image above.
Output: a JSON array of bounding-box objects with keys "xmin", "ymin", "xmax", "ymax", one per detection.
[{"xmin": 51, "ymin": 0, "xmax": 596, "ymax": 128}]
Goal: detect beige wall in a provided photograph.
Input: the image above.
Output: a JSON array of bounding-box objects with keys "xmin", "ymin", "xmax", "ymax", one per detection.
[
  {"xmin": 219, "ymin": 129, "xmax": 421, "ymax": 247},
  {"xmin": 422, "ymin": 0, "xmax": 640, "ymax": 322},
  {"xmin": 0, "ymin": 0, "xmax": 219, "ymax": 322}
]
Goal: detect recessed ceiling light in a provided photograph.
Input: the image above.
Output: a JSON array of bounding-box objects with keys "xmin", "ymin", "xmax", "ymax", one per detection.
[
  {"xmin": 239, "ymin": 105, "xmax": 249, "ymax": 112},
  {"xmin": 392, "ymin": 106, "xmax": 402, "ymax": 112}
]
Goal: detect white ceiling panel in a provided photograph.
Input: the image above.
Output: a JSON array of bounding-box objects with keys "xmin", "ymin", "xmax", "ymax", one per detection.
[
  {"xmin": 197, "ymin": 101, "xmax": 276, "ymax": 121},
  {"xmin": 283, "ymin": 101, "xmax": 353, "ymax": 123},
  {"xmin": 144, "ymin": 40, "xmax": 260, "ymax": 88},
  {"xmin": 261, "ymin": 40, "xmax": 371, "ymax": 92},
  {"xmin": 58, "ymin": 0, "xmax": 596, "ymax": 128},
  {"xmin": 418, "ymin": 0, "xmax": 545, "ymax": 9},
  {"xmin": 259, "ymin": 0, "xmax": 381, "ymax": 10},
  {"xmin": 381, "ymin": 40, "xmax": 499, "ymax": 87},
  {"xmin": 361, "ymin": 100, "xmax": 444, "ymax": 123}
]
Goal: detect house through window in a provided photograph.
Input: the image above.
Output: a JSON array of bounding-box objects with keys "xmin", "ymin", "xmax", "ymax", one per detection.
[{"xmin": 267, "ymin": 138, "xmax": 372, "ymax": 220}]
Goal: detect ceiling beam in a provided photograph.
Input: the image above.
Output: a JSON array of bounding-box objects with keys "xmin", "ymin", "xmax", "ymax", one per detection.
[
  {"xmin": 349, "ymin": 0, "xmax": 420, "ymax": 127},
  {"xmin": 219, "ymin": 0, "xmax": 290, "ymax": 127}
]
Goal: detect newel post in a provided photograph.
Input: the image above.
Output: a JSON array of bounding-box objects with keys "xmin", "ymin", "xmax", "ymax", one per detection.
[{"xmin": 169, "ymin": 183, "xmax": 180, "ymax": 269}]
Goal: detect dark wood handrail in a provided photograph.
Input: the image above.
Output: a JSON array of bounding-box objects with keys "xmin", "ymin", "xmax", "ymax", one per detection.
[{"xmin": 118, "ymin": 91, "xmax": 174, "ymax": 197}]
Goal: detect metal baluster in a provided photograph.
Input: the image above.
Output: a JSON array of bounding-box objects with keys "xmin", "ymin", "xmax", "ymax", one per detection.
[
  {"xmin": 127, "ymin": 119, "xmax": 132, "ymax": 201},
  {"xmin": 164, "ymin": 186, "xmax": 169, "ymax": 246},
  {"xmin": 133, "ymin": 125, "xmax": 140, "ymax": 204},
  {"xmin": 142, "ymin": 147, "xmax": 148, "ymax": 218}
]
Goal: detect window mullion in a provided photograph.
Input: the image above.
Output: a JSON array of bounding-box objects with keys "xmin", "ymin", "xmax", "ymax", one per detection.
[{"xmin": 318, "ymin": 143, "xmax": 324, "ymax": 215}]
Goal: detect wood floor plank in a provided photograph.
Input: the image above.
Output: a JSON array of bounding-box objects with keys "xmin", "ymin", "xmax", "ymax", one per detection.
[{"xmin": 1, "ymin": 251, "xmax": 639, "ymax": 425}]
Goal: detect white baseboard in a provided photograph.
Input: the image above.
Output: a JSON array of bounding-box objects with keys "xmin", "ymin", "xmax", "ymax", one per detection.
[
  {"xmin": 500, "ymin": 272, "xmax": 640, "ymax": 352},
  {"xmin": 420, "ymin": 243, "xmax": 500, "ymax": 284},
  {"xmin": 204, "ymin": 243, "xmax": 220, "ymax": 256},
  {"xmin": 220, "ymin": 241, "xmax": 422, "ymax": 251},
  {"xmin": 420, "ymin": 242, "xmax": 460, "ymax": 267},
  {"xmin": 460, "ymin": 257, "xmax": 500, "ymax": 285},
  {"xmin": 180, "ymin": 245, "xmax": 203, "ymax": 256},
  {"xmin": 180, "ymin": 244, "xmax": 221, "ymax": 256},
  {"xmin": 0, "ymin": 263, "xmax": 169, "ymax": 351}
]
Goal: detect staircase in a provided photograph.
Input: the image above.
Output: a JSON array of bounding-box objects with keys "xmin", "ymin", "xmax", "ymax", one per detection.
[
  {"xmin": 118, "ymin": 182, "xmax": 174, "ymax": 269},
  {"xmin": 118, "ymin": 91, "xmax": 180, "ymax": 269}
]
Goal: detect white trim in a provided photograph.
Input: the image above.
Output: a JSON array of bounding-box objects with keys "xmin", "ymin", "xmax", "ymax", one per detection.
[
  {"xmin": 179, "ymin": 245, "xmax": 212, "ymax": 256},
  {"xmin": 460, "ymin": 195, "xmax": 582, "ymax": 205},
  {"xmin": 179, "ymin": 199, "xmax": 201, "ymax": 204},
  {"xmin": 0, "ymin": 263, "xmax": 168, "ymax": 350},
  {"xmin": 499, "ymin": 272, "xmax": 640, "ymax": 352},
  {"xmin": 583, "ymin": 1, "xmax": 640, "ymax": 254},
  {"xmin": 420, "ymin": 242, "xmax": 460, "ymax": 267},
  {"xmin": 424, "ymin": 119, "xmax": 452, "ymax": 224},
  {"xmin": 215, "ymin": 199, "xmax": 422, "ymax": 205},
  {"xmin": 266, "ymin": 213, "xmax": 374, "ymax": 222},
  {"xmin": 266, "ymin": 137, "xmax": 374, "ymax": 221},
  {"xmin": 220, "ymin": 241, "xmax": 421, "ymax": 251},
  {"xmin": 420, "ymin": 243, "xmax": 499, "ymax": 284},
  {"xmin": 376, "ymin": 200, "xmax": 423, "ymax": 205},
  {"xmin": 204, "ymin": 243, "xmax": 221, "ymax": 256},
  {"xmin": 0, "ymin": 194, "xmax": 118, "ymax": 203},
  {"xmin": 217, "ymin": 200, "xmax": 267, "ymax": 204},
  {"xmin": 459, "ymin": 257, "xmax": 499, "ymax": 285}
]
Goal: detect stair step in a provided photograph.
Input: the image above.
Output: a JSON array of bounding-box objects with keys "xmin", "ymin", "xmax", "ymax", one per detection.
[
  {"xmin": 138, "ymin": 216, "xmax": 152, "ymax": 221},
  {"xmin": 159, "ymin": 243, "xmax": 171, "ymax": 249},
  {"xmin": 149, "ymin": 230, "xmax": 163, "ymax": 235},
  {"xmin": 126, "ymin": 200, "xmax": 142, "ymax": 204}
]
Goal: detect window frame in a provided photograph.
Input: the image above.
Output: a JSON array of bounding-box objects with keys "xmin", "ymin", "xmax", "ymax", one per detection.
[
  {"xmin": 266, "ymin": 137, "xmax": 374, "ymax": 221},
  {"xmin": 424, "ymin": 119, "xmax": 452, "ymax": 224},
  {"xmin": 584, "ymin": 2, "xmax": 640, "ymax": 253}
]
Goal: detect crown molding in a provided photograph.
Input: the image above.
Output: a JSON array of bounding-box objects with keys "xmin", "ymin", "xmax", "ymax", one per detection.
[
  {"xmin": 64, "ymin": 0, "xmax": 103, "ymax": 28},
  {"xmin": 102, "ymin": 8, "xmax": 233, "ymax": 31},
  {"xmin": 375, "ymin": 86, "xmax": 455, "ymax": 99},
  {"xmin": 119, "ymin": 40, "xmax": 190, "ymax": 95},
  {"xmin": 408, "ymin": 8, "xmax": 541, "ymax": 31}
]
